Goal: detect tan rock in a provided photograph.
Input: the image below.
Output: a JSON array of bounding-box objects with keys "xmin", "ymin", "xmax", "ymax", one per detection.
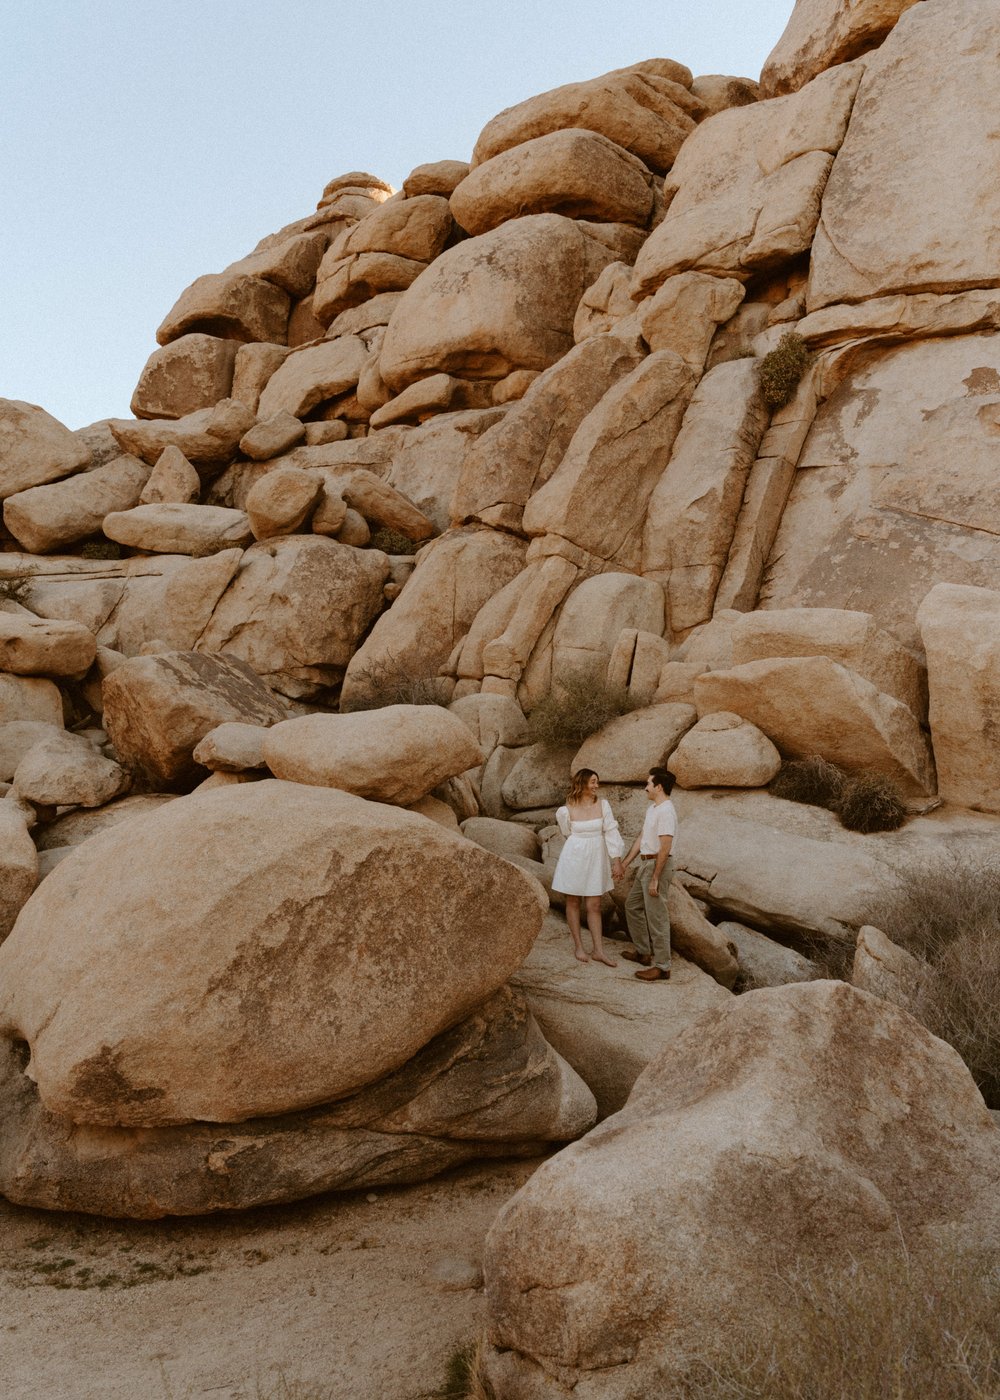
[
  {"xmin": 631, "ymin": 61, "xmax": 864, "ymax": 296},
  {"xmin": 500, "ymin": 743, "xmax": 578, "ymax": 812},
  {"xmin": 198, "ymin": 535, "xmax": 389, "ymax": 698},
  {"xmin": 731, "ymin": 608, "xmax": 925, "ymax": 718},
  {"xmin": 230, "ymin": 343, "xmax": 291, "ymax": 415},
  {"xmin": 472, "ymin": 59, "xmax": 697, "ymax": 174},
  {"xmin": 103, "ymin": 503, "xmax": 253, "ymax": 556},
  {"xmin": 303, "ymin": 420, "xmax": 349, "ymax": 446},
  {"xmin": 130, "ymin": 334, "xmax": 238, "ymax": 420},
  {"xmin": 102, "ymin": 650, "xmax": 286, "ymax": 788},
  {"xmin": 0, "ymin": 614, "xmax": 95, "ymax": 679},
  {"xmin": 139, "ymin": 445, "xmax": 201, "ymax": 505},
  {"xmin": 0, "ymin": 721, "xmax": 65, "ymax": 781},
  {"xmin": 0, "ymin": 675, "xmax": 63, "ymax": 727},
  {"xmin": 719, "ymin": 919, "xmax": 817, "ymax": 987},
  {"xmin": 642, "ymin": 358, "xmax": 769, "ymax": 633},
  {"xmin": 652, "ymin": 660, "xmax": 706, "ymax": 706},
  {"xmin": 405, "ymin": 793, "xmax": 461, "ymax": 831},
  {"xmin": 851, "ymin": 923, "xmax": 925, "ymax": 1009},
  {"xmin": 462, "ymin": 816, "xmax": 540, "ymax": 862},
  {"xmin": 512, "ymin": 909, "xmax": 731, "ymax": 1116},
  {"xmin": 312, "ymin": 252, "xmax": 427, "ymax": 325},
  {"xmin": 402, "ymin": 160, "xmax": 470, "ymax": 198},
  {"xmin": 376, "ymin": 407, "xmax": 504, "ymax": 534},
  {"xmin": 109, "ymin": 399, "xmax": 255, "ymax": 467},
  {"xmin": 482, "ymin": 982, "xmax": 1000, "ymax": 1395},
  {"xmin": 449, "ymin": 694, "xmax": 529, "ymax": 758},
  {"xmin": 245, "ymin": 468, "xmax": 323, "ymax": 541},
  {"xmin": 238, "ymin": 411, "xmax": 305, "ymax": 463},
  {"xmin": 551, "ymin": 573, "xmax": 666, "ymax": 690},
  {"xmin": 369, "ymin": 374, "xmax": 494, "ymax": 429},
  {"xmin": 256, "ymin": 337, "xmax": 369, "ymax": 419},
  {"xmin": 638, "ymin": 272, "xmax": 746, "ymax": 371},
  {"xmin": 0, "ymin": 802, "xmax": 36, "ymax": 939},
  {"xmin": 453, "ymin": 332, "xmax": 645, "ymax": 530},
  {"xmin": 326, "ymin": 291, "xmax": 404, "ymax": 338},
  {"xmin": 156, "ymin": 272, "xmax": 290, "ymax": 347},
  {"xmin": 451, "ymin": 128, "xmax": 654, "ymax": 237},
  {"xmin": 33, "ymin": 794, "xmax": 175, "ymax": 851},
  {"xmin": 0, "ymin": 781, "xmax": 549, "ymax": 1128},
  {"xmin": 191, "ymin": 722, "xmax": 267, "ymax": 772},
  {"xmin": 695, "ymin": 656, "xmax": 935, "ymax": 796},
  {"xmin": 335, "ymin": 507, "xmax": 369, "ymax": 547},
  {"xmin": 691, "ymin": 74, "xmax": 760, "ymax": 115},
  {"xmin": 379, "ymin": 215, "xmax": 630, "ymax": 394},
  {"xmin": 523, "ymin": 352, "xmax": 696, "ymax": 566},
  {"xmin": 309, "ymin": 485, "xmax": 348, "ymax": 537},
  {"xmin": 316, "ymin": 171, "xmax": 393, "ymax": 209},
  {"xmin": 336, "ymin": 194, "xmax": 453, "ymax": 262},
  {"xmin": 263, "ymin": 706, "xmax": 482, "ymax": 806},
  {"xmin": 12, "ymin": 731, "xmax": 129, "ymax": 809},
  {"xmin": 219, "ymin": 230, "xmax": 328, "ymax": 298},
  {"xmin": 806, "ymin": 2, "xmax": 1000, "ymax": 310},
  {"xmin": 762, "ymin": 0, "xmax": 918, "ymax": 98},
  {"xmin": 759, "ymin": 336, "xmax": 1000, "ymax": 634},
  {"xmin": 916, "ymin": 583, "xmax": 1000, "ymax": 813},
  {"xmin": 666, "ymin": 878, "xmax": 740, "ymax": 987},
  {"xmin": 4, "ymin": 454, "xmax": 151, "ymax": 554},
  {"xmin": 668, "ymin": 711, "xmax": 781, "ymax": 788},
  {"xmin": 341, "ymin": 529, "xmax": 526, "ymax": 710},
  {"xmin": 0, "ymin": 400, "xmax": 90, "ymax": 500},
  {"xmin": 572, "ymin": 704, "xmax": 696, "ymax": 783}
]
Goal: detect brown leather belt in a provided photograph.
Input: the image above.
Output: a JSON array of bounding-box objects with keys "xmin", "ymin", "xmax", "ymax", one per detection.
[{"xmin": 640, "ymin": 854, "xmax": 656, "ymax": 860}]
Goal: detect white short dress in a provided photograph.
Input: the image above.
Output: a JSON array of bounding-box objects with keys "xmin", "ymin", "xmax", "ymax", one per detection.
[{"xmin": 551, "ymin": 799, "xmax": 625, "ymax": 897}]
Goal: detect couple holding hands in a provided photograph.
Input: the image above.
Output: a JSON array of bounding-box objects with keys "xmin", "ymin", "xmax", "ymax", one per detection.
[{"xmin": 551, "ymin": 766, "xmax": 677, "ymax": 982}]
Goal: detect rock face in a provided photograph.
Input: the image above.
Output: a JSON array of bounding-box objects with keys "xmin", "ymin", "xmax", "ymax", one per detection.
[
  {"xmin": 0, "ymin": 400, "xmax": 90, "ymax": 499},
  {"xmin": 482, "ymin": 982, "xmax": 1000, "ymax": 1396},
  {"xmin": 262, "ymin": 706, "xmax": 483, "ymax": 807},
  {"xmin": 4, "ymin": 454, "xmax": 151, "ymax": 553},
  {"xmin": 761, "ymin": 0, "xmax": 918, "ymax": 98},
  {"xmin": 668, "ymin": 711, "xmax": 781, "ymax": 789},
  {"xmin": 102, "ymin": 650, "xmax": 287, "ymax": 787},
  {"xmin": 0, "ymin": 986, "xmax": 593, "ymax": 1217},
  {"xmin": 0, "ymin": 782, "xmax": 548, "ymax": 1127},
  {"xmin": 0, "ymin": 804, "xmax": 37, "ymax": 941},
  {"xmin": 378, "ymin": 215, "xmax": 631, "ymax": 392},
  {"xmin": 131, "ymin": 334, "xmax": 238, "ymax": 420}
]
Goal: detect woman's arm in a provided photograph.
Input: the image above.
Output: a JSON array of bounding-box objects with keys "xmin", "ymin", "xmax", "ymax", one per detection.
[{"xmin": 556, "ymin": 805, "xmax": 572, "ymax": 838}]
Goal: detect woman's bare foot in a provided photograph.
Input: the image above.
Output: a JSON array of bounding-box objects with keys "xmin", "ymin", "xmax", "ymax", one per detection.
[
  {"xmin": 574, "ymin": 948, "xmax": 591, "ymax": 963},
  {"xmin": 591, "ymin": 951, "xmax": 617, "ymax": 967}
]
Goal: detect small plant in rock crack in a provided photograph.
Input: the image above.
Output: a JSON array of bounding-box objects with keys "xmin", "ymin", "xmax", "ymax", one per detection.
[{"xmin": 757, "ymin": 331, "xmax": 811, "ymax": 409}]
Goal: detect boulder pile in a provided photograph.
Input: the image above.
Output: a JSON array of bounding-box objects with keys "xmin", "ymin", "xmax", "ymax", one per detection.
[{"xmin": 3, "ymin": 0, "xmax": 1000, "ymax": 1226}]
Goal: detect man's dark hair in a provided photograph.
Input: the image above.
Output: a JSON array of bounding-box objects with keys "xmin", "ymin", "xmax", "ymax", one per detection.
[{"xmin": 649, "ymin": 767, "xmax": 675, "ymax": 795}]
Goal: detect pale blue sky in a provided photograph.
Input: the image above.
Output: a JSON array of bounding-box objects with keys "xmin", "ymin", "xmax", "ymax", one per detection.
[{"xmin": 2, "ymin": 1, "xmax": 793, "ymax": 428}]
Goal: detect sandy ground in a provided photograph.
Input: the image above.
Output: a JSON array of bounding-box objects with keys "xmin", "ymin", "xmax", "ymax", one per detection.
[{"xmin": 0, "ymin": 1156, "xmax": 543, "ymax": 1400}]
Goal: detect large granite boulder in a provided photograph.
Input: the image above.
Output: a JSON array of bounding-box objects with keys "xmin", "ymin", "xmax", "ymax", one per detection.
[
  {"xmin": 0, "ymin": 614, "xmax": 95, "ymax": 679},
  {"xmin": 378, "ymin": 215, "xmax": 636, "ymax": 393},
  {"xmin": 156, "ymin": 271, "xmax": 290, "ymax": 347},
  {"xmin": 102, "ymin": 650, "xmax": 287, "ymax": 787},
  {"xmin": 482, "ymin": 981, "xmax": 1000, "ymax": 1396},
  {"xmin": 0, "ymin": 804, "xmax": 36, "ymax": 941},
  {"xmin": 131, "ymin": 334, "xmax": 238, "ymax": 420},
  {"xmin": 109, "ymin": 399, "xmax": 255, "ymax": 469},
  {"xmin": 761, "ymin": 0, "xmax": 919, "ymax": 98},
  {"xmin": 4, "ymin": 454, "xmax": 152, "ymax": 554},
  {"xmin": 198, "ymin": 535, "xmax": 391, "ymax": 698},
  {"xmin": 0, "ymin": 400, "xmax": 90, "ymax": 500},
  {"xmin": 262, "ymin": 705, "xmax": 482, "ymax": 807},
  {"xmin": 0, "ymin": 782, "xmax": 549, "ymax": 1128},
  {"xmin": 471, "ymin": 59, "xmax": 698, "ymax": 174},
  {"xmin": 103, "ymin": 503, "xmax": 253, "ymax": 556},
  {"xmin": 807, "ymin": 0, "xmax": 1000, "ymax": 310}
]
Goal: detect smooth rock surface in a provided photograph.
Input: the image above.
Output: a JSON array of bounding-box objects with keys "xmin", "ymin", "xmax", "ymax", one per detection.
[
  {"xmin": 0, "ymin": 400, "xmax": 90, "ymax": 499},
  {"xmin": 0, "ymin": 614, "xmax": 95, "ymax": 679},
  {"xmin": 0, "ymin": 803, "xmax": 36, "ymax": 941},
  {"xmin": 4, "ymin": 454, "xmax": 152, "ymax": 554},
  {"xmin": 668, "ymin": 711, "xmax": 781, "ymax": 789},
  {"xmin": 572, "ymin": 704, "xmax": 696, "ymax": 783},
  {"xmin": 103, "ymin": 504, "xmax": 253, "ymax": 556},
  {"xmin": 131, "ymin": 334, "xmax": 238, "ymax": 420},
  {"xmin": 12, "ymin": 731, "xmax": 129, "ymax": 809}
]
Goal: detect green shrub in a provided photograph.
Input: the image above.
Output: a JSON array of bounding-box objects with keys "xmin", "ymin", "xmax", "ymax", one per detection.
[
  {"xmin": 369, "ymin": 527, "xmax": 418, "ymax": 555},
  {"xmin": 757, "ymin": 332, "xmax": 811, "ymax": 409},
  {"xmin": 527, "ymin": 672, "xmax": 637, "ymax": 747},
  {"xmin": 80, "ymin": 539, "xmax": 122, "ymax": 560},
  {"xmin": 836, "ymin": 771, "xmax": 907, "ymax": 833},
  {"xmin": 768, "ymin": 756, "xmax": 847, "ymax": 811},
  {"xmin": 865, "ymin": 857, "xmax": 1000, "ymax": 1107},
  {"xmin": 668, "ymin": 1246, "xmax": 1000, "ymax": 1400}
]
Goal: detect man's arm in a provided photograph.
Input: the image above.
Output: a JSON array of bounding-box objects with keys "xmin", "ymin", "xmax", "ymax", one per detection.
[
  {"xmin": 648, "ymin": 834, "xmax": 673, "ymax": 897},
  {"xmin": 620, "ymin": 834, "xmax": 643, "ymax": 870}
]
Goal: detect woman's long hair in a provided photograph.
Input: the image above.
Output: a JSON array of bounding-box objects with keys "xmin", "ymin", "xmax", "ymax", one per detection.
[{"xmin": 567, "ymin": 768, "xmax": 599, "ymax": 805}]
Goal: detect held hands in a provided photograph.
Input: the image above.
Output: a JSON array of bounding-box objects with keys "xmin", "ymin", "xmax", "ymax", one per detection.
[{"xmin": 612, "ymin": 859, "xmax": 624, "ymax": 880}]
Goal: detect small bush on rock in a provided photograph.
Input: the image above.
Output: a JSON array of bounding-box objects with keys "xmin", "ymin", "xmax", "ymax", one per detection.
[
  {"xmin": 757, "ymin": 332, "xmax": 811, "ymax": 409},
  {"xmin": 369, "ymin": 527, "xmax": 418, "ymax": 555},
  {"xmin": 80, "ymin": 539, "xmax": 122, "ymax": 560},
  {"xmin": 437, "ymin": 1340, "xmax": 494, "ymax": 1400},
  {"xmin": 527, "ymin": 672, "xmax": 637, "ymax": 747},
  {"xmin": 340, "ymin": 651, "xmax": 452, "ymax": 712},
  {"xmin": 0, "ymin": 578, "xmax": 32, "ymax": 606},
  {"xmin": 836, "ymin": 771, "xmax": 907, "ymax": 833},
  {"xmin": 769, "ymin": 756, "xmax": 847, "ymax": 811}
]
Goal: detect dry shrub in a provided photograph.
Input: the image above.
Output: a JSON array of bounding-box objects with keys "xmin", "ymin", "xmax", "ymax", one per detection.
[
  {"xmin": 837, "ymin": 772, "xmax": 908, "ymax": 833},
  {"xmin": 369, "ymin": 526, "xmax": 418, "ymax": 555},
  {"xmin": 757, "ymin": 331, "xmax": 811, "ymax": 409},
  {"xmin": 769, "ymin": 756, "xmax": 847, "ymax": 811},
  {"xmin": 340, "ymin": 651, "xmax": 452, "ymax": 712},
  {"xmin": 0, "ymin": 578, "xmax": 32, "ymax": 606},
  {"xmin": 866, "ymin": 856, "xmax": 1000, "ymax": 1108},
  {"xmin": 527, "ymin": 672, "xmax": 637, "ymax": 747},
  {"xmin": 80, "ymin": 539, "xmax": 122, "ymax": 560},
  {"xmin": 438, "ymin": 1339, "xmax": 494, "ymax": 1400},
  {"xmin": 667, "ymin": 1246, "xmax": 1000, "ymax": 1400}
]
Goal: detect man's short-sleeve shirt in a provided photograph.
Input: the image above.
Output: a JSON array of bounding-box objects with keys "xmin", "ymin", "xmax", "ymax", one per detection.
[{"xmin": 640, "ymin": 798, "xmax": 677, "ymax": 855}]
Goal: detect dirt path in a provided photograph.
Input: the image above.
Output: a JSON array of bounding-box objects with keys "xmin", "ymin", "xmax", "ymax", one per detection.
[{"xmin": 0, "ymin": 1157, "xmax": 543, "ymax": 1400}]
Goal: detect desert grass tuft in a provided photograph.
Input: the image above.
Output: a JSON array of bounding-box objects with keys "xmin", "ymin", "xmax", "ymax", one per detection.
[
  {"xmin": 769, "ymin": 756, "xmax": 847, "ymax": 811},
  {"xmin": 438, "ymin": 1338, "xmax": 495, "ymax": 1400},
  {"xmin": 836, "ymin": 771, "xmax": 907, "ymax": 833},
  {"xmin": 340, "ymin": 650, "xmax": 452, "ymax": 712},
  {"xmin": 369, "ymin": 526, "xmax": 418, "ymax": 555},
  {"xmin": 527, "ymin": 672, "xmax": 637, "ymax": 747}
]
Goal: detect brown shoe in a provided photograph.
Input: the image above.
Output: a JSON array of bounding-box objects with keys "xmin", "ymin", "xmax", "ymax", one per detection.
[
  {"xmin": 620, "ymin": 948, "xmax": 652, "ymax": 965},
  {"xmin": 634, "ymin": 967, "xmax": 670, "ymax": 982}
]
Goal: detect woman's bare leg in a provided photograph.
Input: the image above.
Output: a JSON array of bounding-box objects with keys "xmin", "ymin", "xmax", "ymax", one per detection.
[
  {"xmin": 564, "ymin": 896, "xmax": 590, "ymax": 962},
  {"xmin": 587, "ymin": 896, "xmax": 616, "ymax": 966}
]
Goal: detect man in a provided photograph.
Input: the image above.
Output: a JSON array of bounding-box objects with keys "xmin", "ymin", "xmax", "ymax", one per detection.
[{"xmin": 616, "ymin": 767, "xmax": 677, "ymax": 982}]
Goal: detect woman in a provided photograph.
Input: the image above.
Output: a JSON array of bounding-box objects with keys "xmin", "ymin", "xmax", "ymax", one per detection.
[{"xmin": 551, "ymin": 768, "xmax": 625, "ymax": 966}]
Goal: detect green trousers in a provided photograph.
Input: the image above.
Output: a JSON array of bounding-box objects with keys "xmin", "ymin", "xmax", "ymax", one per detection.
[{"xmin": 625, "ymin": 858, "xmax": 673, "ymax": 971}]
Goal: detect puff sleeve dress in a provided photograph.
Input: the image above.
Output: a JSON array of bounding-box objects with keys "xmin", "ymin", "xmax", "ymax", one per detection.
[{"xmin": 551, "ymin": 799, "xmax": 625, "ymax": 897}]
